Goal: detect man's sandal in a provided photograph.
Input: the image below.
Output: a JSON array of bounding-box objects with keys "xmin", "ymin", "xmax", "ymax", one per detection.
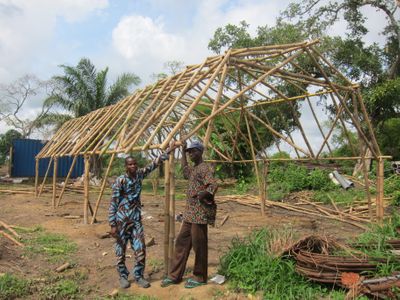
[
  {"xmin": 161, "ymin": 277, "xmax": 178, "ymax": 288},
  {"xmin": 184, "ymin": 278, "xmax": 206, "ymax": 289}
]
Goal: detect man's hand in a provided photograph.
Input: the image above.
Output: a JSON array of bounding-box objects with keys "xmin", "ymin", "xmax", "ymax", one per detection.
[
  {"xmin": 197, "ymin": 191, "xmax": 214, "ymax": 206},
  {"xmin": 110, "ymin": 226, "xmax": 118, "ymax": 238},
  {"xmin": 160, "ymin": 153, "xmax": 169, "ymax": 161}
]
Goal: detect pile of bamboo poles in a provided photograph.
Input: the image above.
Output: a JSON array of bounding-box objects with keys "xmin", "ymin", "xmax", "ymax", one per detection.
[{"xmin": 217, "ymin": 193, "xmax": 370, "ymax": 229}]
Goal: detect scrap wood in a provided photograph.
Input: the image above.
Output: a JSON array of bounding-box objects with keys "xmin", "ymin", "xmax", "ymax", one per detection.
[
  {"xmin": 219, "ymin": 214, "xmax": 229, "ymax": 227},
  {"xmin": 299, "ymin": 199, "xmax": 370, "ymax": 224},
  {"xmin": 55, "ymin": 262, "xmax": 71, "ymax": 273},
  {"xmin": 0, "ymin": 189, "xmax": 35, "ymax": 194},
  {"xmin": 0, "ymin": 220, "xmax": 20, "ymax": 239},
  {"xmin": 0, "ymin": 230, "xmax": 23, "ymax": 247},
  {"xmin": 217, "ymin": 194, "xmax": 368, "ymax": 229}
]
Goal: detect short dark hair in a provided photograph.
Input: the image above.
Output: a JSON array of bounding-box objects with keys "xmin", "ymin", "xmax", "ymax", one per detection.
[{"xmin": 125, "ymin": 156, "xmax": 137, "ymax": 165}]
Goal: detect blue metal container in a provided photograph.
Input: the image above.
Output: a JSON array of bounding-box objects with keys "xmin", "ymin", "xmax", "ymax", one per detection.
[{"xmin": 11, "ymin": 139, "xmax": 84, "ymax": 178}]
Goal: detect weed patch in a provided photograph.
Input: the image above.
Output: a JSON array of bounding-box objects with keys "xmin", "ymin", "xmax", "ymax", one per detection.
[
  {"xmin": 267, "ymin": 163, "xmax": 336, "ymax": 200},
  {"xmin": 20, "ymin": 226, "xmax": 77, "ymax": 263},
  {"xmin": 40, "ymin": 278, "xmax": 82, "ymax": 299},
  {"xmin": 0, "ymin": 273, "xmax": 30, "ymax": 300},
  {"xmin": 350, "ymin": 212, "xmax": 400, "ymax": 276},
  {"xmin": 313, "ymin": 188, "xmax": 367, "ymax": 205}
]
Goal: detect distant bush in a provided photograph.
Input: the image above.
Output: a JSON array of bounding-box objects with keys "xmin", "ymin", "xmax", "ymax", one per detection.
[{"xmin": 267, "ymin": 163, "xmax": 336, "ymax": 200}]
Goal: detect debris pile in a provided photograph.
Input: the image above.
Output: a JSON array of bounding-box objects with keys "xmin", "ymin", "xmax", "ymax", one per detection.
[{"xmin": 284, "ymin": 235, "xmax": 400, "ymax": 299}]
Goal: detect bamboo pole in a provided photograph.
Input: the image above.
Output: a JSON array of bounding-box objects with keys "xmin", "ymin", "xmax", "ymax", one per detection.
[
  {"xmin": 123, "ymin": 70, "xmax": 190, "ymax": 149},
  {"xmin": 204, "ymin": 64, "xmax": 228, "ymax": 148},
  {"xmin": 83, "ymin": 155, "xmax": 90, "ymax": 224},
  {"xmin": 90, "ymin": 152, "xmax": 116, "ymax": 224},
  {"xmin": 168, "ymin": 152, "xmax": 175, "ymax": 272},
  {"xmin": 163, "ymin": 158, "xmax": 171, "ymax": 275},
  {"xmin": 38, "ymin": 157, "xmax": 53, "ymax": 197},
  {"xmin": 351, "ymin": 93, "xmax": 373, "ymax": 220},
  {"xmin": 99, "ymin": 86, "xmax": 157, "ymax": 156},
  {"xmin": 356, "ymin": 92, "xmax": 382, "ymax": 157},
  {"xmin": 176, "ymin": 50, "xmax": 305, "ymax": 146},
  {"xmin": 315, "ymin": 105, "xmax": 345, "ymax": 158},
  {"xmin": 304, "ymin": 48, "xmax": 377, "ymax": 158},
  {"xmin": 56, "ymin": 155, "xmax": 78, "ymax": 207},
  {"xmin": 244, "ymin": 112, "xmax": 264, "ymax": 215},
  {"xmin": 376, "ymin": 157, "xmax": 385, "ymax": 221},
  {"xmin": 35, "ymin": 158, "xmax": 39, "ymax": 197},
  {"xmin": 161, "ymin": 52, "xmax": 232, "ymax": 150},
  {"xmin": 306, "ymin": 97, "xmax": 333, "ymax": 155},
  {"xmin": 140, "ymin": 59, "xmax": 215, "ymax": 151},
  {"xmin": 52, "ymin": 157, "xmax": 58, "ymax": 208}
]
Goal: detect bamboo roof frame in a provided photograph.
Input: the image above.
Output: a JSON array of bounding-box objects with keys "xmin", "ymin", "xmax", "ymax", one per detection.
[{"xmin": 35, "ymin": 39, "xmax": 389, "ymax": 225}]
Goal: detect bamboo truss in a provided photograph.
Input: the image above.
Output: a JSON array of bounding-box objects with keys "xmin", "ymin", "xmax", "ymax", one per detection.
[{"xmin": 36, "ymin": 39, "xmax": 387, "ymax": 227}]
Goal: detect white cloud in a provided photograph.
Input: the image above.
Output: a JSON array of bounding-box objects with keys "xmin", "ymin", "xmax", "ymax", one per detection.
[
  {"xmin": 112, "ymin": 15, "xmax": 185, "ymax": 66},
  {"xmin": 0, "ymin": 0, "xmax": 108, "ymax": 82}
]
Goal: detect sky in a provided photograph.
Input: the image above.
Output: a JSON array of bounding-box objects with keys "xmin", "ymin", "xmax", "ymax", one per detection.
[{"xmin": 0, "ymin": 0, "xmax": 395, "ymax": 140}]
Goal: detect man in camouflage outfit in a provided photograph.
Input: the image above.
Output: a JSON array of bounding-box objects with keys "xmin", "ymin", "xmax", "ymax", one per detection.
[{"xmin": 109, "ymin": 154, "xmax": 168, "ymax": 289}]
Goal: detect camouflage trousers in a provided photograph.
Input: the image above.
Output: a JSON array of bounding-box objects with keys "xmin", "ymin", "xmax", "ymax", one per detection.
[{"xmin": 114, "ymin": 217, "xmax": 146, "ymax": 280}]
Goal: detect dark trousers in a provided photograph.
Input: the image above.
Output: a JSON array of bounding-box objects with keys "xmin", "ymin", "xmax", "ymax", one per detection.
[{"xmin": 169, "ymin": 221, "xmax": 208, "ymax": 283}]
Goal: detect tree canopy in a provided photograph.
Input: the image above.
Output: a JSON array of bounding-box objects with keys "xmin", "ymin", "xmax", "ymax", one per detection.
[{"xmin": 41, "ymin": 58, "xmax": 141, "ymax": 129}]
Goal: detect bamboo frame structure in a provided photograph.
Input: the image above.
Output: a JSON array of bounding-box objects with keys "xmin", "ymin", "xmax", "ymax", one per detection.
[{"xmin": 34, "ymin": 40, "xmax": 389, "ymax": 269}]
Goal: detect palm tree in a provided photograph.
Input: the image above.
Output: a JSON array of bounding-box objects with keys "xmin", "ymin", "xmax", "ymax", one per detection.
[
  {"xmin": 41, "ymin": 58, "xmax": 140, "ymax": 127},
  {"xmin": 39, "ymin": 58, "xmax": 141, "ymax": 176}
]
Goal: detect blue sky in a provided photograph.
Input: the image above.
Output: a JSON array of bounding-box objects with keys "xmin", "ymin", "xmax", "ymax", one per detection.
[{"xmin": 0, "ymin": 0, "xmax": 394, "ymax": 136}]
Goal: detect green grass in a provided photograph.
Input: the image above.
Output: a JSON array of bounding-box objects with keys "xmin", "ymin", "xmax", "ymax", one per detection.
[
  {"xmin": 350, "ymin": 212, "xmax": 400, "ymax": 276},
  {"xmin": 40, "ymin": 278, "xmax": 82, "ymax": 300},
  {"xmin": 313, "ymin": 188, "xmax": 367, "ymax": 205},
  {"xmin": 18, "ymin": 226, "xmax": 77, "ymax": 263},
  {"xmin": 0, "ymin": 273, "xmax": 30, "ymax": 300},
  {"xmin": 219, "ymin": 228, "xmax": 347, "ymax": 300}
]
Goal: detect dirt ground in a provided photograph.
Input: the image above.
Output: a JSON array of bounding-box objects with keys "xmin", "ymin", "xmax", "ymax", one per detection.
[{"xmin": 0, "ymin": 182, "xmax": 364, "ymax": 300}]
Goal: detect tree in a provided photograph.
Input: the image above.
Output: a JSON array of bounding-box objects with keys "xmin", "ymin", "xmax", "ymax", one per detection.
[
  {"xmin": 283, "ymin": 0, "xmax": 399, "ymax": 79},
  {"xmin": 282, "ymin": 0, "xmax": 400, "ymax": 158},
  {"xmin": 0, "ymin": 75, "xmax": 54, "ymax": 138},
  {"xmin": 41, "ymin": 58, "xmax": 141, "ymax": 176},
  {"xmin": 42, "ymin": 58, "xmax": 141, "ymax": 127},
  {"xmin": 0, "ymin": 129, "xmax": 22, "ymax": 165}
]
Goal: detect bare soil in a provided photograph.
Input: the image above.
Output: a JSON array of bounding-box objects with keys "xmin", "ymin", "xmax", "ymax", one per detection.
[{"xmin": 0, "ymin": 183, "xmax": 364, "ymax": 299}]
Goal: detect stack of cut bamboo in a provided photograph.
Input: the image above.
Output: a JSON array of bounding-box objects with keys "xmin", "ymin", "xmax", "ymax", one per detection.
[{"xmin": 217, "ymin": 193, "xmax": 370, "ymax": 229}]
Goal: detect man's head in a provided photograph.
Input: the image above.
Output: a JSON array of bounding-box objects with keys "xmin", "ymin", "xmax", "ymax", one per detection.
[
  {"xmin": 125, "ymin": 156, "xmax": 138, "ymax": 175},
  {"xmin": 185, "ymin": 141, "xmax": 204, "ymax": 164}
]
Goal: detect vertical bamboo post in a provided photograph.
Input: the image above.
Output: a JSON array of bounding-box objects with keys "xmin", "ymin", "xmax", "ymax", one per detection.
[
  {"xmin": 163, "ymin": 158, "xmax": 171, "ymax": 275},
  {"xmin": 244, "ymin": 112, "xmax": 264, "ymax": 216},
  {"xmin": 90, "ymin": 153, "xmax": 116, "ymax": 224},
  {"xmin": 52, "ymin": 157, "xmax": 58, "ymax": 209},
  {"xmin": 38, "ymin": 157, "xmax": 53, "ymax": 197},
  {"xmin": 168, "ymin": 152, "xmax": 175, "ymax": 272},
  {"xmin": 262, "ymin": 161, "xmax": 269, "ymax": 205},
  {"xmin": 376, "ymin": 157, "xmax": 385, "ymax": 222},
  {"xmin": 83, "ymin": 155, "xmax": 90, "ymax": 224},
  {"xmin": 351, "ymin": 93, "xmax": 373, "ymax": 220},
  {"xmin": 56, "ymin": 155, "xmax": 78, "ymax": 207},
  {"xmin": 35, "ymin": 158, "xmax": 39, "ymax": 197}
]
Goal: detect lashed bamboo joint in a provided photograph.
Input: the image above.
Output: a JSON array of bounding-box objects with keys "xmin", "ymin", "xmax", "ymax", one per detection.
[{"xmin": 35, "ymin": 40, "xmax": 386, "ymax": 224}]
